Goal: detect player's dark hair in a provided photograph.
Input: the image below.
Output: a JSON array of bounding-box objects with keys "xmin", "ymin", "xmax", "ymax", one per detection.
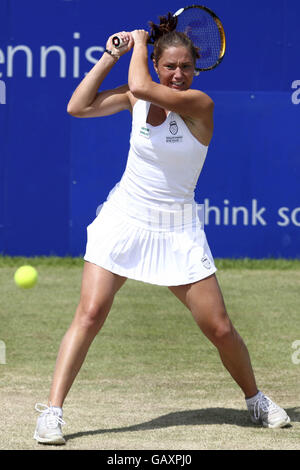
[{"xmin": 149, "ymin": 12, "xmax": 200, "ymax": 65}]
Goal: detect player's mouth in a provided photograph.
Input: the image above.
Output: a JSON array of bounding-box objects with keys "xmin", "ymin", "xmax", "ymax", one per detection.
[{"xmin": 170, "ymin": 81, "xmax": 185, "ymax": 90}]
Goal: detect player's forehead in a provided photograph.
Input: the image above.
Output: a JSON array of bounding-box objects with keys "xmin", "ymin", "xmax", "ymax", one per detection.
[{"xmin": 158, "ymin": 45, "xmax": 194, "ymax": 64}]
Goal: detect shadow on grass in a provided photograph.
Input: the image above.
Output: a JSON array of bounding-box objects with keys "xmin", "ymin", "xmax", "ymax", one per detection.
[{"xmin": 65, "ymin": 407, "xmax": 298, "ymax": 442}]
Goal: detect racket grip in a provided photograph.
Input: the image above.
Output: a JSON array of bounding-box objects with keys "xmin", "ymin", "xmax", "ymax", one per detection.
[
  {"xmin": 112, "ymin": 34, "xmax": 152, "ymax": 48},
  {"xmin": 112, "ymin": 35, "xmax": 124, "ymax": 48}
]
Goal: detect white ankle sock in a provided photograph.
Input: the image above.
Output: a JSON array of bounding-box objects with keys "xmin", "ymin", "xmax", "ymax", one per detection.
[
  {"xmin": 245, "ymin": 390, "xmax": 262, "ymax": 406},
  {"xmin": 51, "ymin": 406, "xmax": 63, "ymax": 417}
]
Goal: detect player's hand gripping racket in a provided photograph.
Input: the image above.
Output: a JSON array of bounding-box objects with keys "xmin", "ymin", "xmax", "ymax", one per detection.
[{"xmin": 112, "ymin": 5, "xmax": 226, "ymax": 72}]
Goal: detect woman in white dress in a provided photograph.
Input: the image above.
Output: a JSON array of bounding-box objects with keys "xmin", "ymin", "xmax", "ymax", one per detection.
[{"xmin": 34, "ymin": 16, "xmax": 290, "ymax": 444}]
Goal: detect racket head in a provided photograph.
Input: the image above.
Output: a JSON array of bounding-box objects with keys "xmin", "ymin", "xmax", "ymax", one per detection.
[{"xmin": 173, "ymin": 5, "xmax": 226, "ymax": 72}]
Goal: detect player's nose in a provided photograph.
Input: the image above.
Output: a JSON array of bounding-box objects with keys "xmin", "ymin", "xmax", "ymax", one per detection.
[{"xmin": 173, "ymin": 67, "xmax": 184, "ymax": 79}]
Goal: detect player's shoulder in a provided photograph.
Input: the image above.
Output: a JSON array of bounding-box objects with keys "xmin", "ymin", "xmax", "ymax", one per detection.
[{"xmin": 188, "ymin": 88, "xmax": 214, "ymax": 106}]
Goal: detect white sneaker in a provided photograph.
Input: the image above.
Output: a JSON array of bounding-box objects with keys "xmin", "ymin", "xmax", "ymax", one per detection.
[
  {"xmin": 246, "ymin": 391, "xmax": 291, "ymax": 428},
  {"xmin": 34, "ymin": 403, "xmax": 66, "ymax": 445}
]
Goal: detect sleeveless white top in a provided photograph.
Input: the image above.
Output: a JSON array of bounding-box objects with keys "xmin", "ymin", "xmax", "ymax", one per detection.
[
  {"xmin": 84, "ymin": 99, "xmax": 217, "ymax": 286},
  {"xmin": 117, "ymin": 99, "xmax": 208, "ymax": 206}
]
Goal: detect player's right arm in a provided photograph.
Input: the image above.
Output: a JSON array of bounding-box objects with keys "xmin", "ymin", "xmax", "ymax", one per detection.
[{"xmin": 67, "ymin": 32, "xmax": 134, "ymax": 118}]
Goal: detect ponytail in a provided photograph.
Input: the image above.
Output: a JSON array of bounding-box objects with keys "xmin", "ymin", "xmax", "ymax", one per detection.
[{"xmin": 148, "ymin": 13, "xmax": 200, "ymax": 65}]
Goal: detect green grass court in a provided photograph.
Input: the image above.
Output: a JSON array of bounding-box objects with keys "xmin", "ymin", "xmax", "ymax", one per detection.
[{"xmin": 0, "ymin": 257, "xmax": 299, "ymax": 450}]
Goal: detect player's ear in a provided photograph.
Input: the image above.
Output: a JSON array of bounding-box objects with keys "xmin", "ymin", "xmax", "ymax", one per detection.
[
  {"xmin": 152, "ymin": 58, "xmax": 159, "ymax": 78},
  {"xmin": 151, "ymin": 52, "xmax": 158, "ymax": 72}
]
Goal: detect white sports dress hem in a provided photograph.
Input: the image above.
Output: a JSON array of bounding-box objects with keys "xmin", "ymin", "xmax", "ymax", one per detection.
[{"xmin": 83, "ymin": 257, "xmax": 217, "ymax": 287}]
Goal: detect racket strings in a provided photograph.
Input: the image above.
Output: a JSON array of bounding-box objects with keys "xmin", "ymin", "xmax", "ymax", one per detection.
[{"xmin": 176, "ymin": 9, "xmax": 223, "ymax": 70}]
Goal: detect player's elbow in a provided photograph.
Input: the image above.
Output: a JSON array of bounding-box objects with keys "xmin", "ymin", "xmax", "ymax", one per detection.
[
  {"xmin": 128, "ymin": 83, "xmax": 145, "ymax": 99},
  {"xmin": 129, "ymin": 79, "xmax": 152, "ymax": 100},
  {"xmin": 67, "ymin": 102, "xmax": 81, "ymax": 117}
]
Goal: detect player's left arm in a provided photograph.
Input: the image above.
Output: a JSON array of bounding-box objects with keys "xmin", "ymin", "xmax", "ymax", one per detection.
[{"xmin": 128, "ymin": 31, "xmax": 213, "ymax": 120}]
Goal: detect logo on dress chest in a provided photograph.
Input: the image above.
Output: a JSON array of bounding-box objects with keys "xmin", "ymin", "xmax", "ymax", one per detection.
[
  {"xmin": 167, "ymin": 120, "xmax": 183, "ymax": 143},
  {"xmin": 169, "ymin": 120, "xmax": 178, "ymax": 135}
]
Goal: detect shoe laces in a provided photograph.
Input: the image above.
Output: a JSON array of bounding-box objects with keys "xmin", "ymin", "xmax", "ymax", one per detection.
[
  {"xmin": 35, "ymin": 403, "xmax": 66, "ymax": 428},
  {"xmin": 253, "ymin": 394, "xmax": 278, "ymax": 420}
]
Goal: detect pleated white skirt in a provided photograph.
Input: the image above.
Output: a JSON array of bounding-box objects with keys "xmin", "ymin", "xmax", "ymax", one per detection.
[{"xmin": 84, "ymin": 185, "xmax": 217, "ymax": 286}]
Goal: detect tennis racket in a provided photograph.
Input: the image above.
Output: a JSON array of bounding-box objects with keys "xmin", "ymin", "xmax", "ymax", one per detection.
[{"xmin": 112, "ymin": 5, "xmax": 226, "ymax": 72}]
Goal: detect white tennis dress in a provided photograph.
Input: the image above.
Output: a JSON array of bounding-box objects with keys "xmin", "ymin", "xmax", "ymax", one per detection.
[{"xmin": 84, "ymin": 99, "xmax": 217, "ymax": 285}]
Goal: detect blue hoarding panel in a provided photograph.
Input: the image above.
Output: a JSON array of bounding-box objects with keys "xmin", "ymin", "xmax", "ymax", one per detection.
[{"xmin": 0, "ymin": 0, "xmax": 299, "ymax": 258}]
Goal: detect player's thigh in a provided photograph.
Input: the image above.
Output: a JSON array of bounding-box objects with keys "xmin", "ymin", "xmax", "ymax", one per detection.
[
  {"xmin": 78, "ymin": 261, "xmax": 127, "ymax": 317},
  {"xmin": 168, "ymin": 274, "xmax": 230, "ymax": 335}
]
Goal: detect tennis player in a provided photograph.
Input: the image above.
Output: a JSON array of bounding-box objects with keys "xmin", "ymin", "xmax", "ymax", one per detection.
[{"xmin": 34, "ymin": 16, "xmax": 290, "ymax": 444}]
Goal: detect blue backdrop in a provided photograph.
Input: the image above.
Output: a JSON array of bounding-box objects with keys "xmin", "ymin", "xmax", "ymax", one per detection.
[{"xmin": 0, "ymin": 0, "xmax": 299, "ymax": 258}]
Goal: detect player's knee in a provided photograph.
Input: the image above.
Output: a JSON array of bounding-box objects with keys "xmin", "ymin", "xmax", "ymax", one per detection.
[
  {"xmin": 206, "ymin": 315, "xmax": 234, "ymax": 347},
  {"xmin": 215, "ymin": 321, "xmax": 233, "ymax": 342},
  {"xmin": 76, "ymin": 300, "xmax": 109, "ymax": 332}
]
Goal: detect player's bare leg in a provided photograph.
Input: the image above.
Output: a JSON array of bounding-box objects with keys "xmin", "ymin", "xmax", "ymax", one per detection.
[
  {"xmin": 169, "ymin": 274, "xmax": 258, "ymax": 398},
  {"xmin": 34, "ymin": 262, "xmax": 126, "ymax": 444},
  {"xmin": 169, "ymin": 274, "xmax": 290, "ymax": 427},
  {"xmin": 49, "ymin": 262, "xmax": 127, "ymax": 407}
]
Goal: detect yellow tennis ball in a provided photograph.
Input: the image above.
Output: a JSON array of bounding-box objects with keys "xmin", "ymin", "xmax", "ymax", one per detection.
[{"xmin": 14, "ymin": 265, "xmax": 38, "ymax": 289}]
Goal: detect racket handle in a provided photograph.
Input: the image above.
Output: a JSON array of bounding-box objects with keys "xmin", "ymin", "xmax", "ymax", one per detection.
[
  {"xmin": 112, "ymin": 34, "xmax": 153, "ymax": 48},
  {"xmin": 112, "ymin": 35, "xmax": 124, "ymax": 48}
]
